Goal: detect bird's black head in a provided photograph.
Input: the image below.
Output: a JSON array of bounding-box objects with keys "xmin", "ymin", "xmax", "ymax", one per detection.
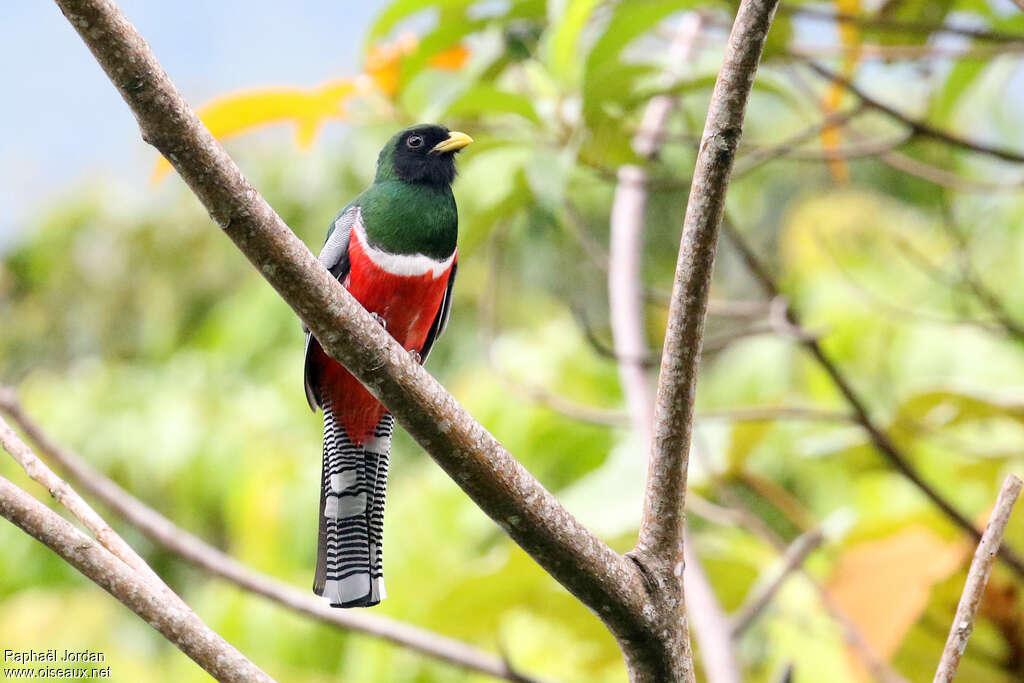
[{"xmin": 377, "ymin": 124, "xmax": 473, "ymax": 186}]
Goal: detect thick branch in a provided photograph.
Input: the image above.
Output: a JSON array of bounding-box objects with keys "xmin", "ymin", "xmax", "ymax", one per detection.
[
  {"xmin": 0, "ymin": 390, "xmax": 536, "ymax": 682},
  {"xmin": 0, "ymin": 476, "xmax": 270, "ymax": 682},
  {"xmin": 625, "ymin": 0, "xmax": 779, "ymax": 679},
  {"xmin": 637, "ymin": 0, "xmax": 779, "ymax": 567},
  {"xmin": 610, "ymin": 14, "xmax": 741, "ymax": 682},
  {"xmin": 934, "ymin": 475, "xmax": 1023, "ymax": 683},
  {"xmin": 52, "ymin": 0, "xmax": 650, "ymax": 653}
]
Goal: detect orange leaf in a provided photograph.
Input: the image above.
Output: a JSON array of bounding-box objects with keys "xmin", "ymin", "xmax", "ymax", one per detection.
[
  {"xmin": 429, "ymin": 45, "xmax": 471, "ymax": 70},
  {"xmin": 365, "ymin": 33, "xmax": 417, "ymax": 97},
  {"xmin": 364, "ymin": 34, "xmax": 470, "ymax": 97},
  {"xmin": 828, "ymin": 526, "xmax": 970, "ymax": 677}
]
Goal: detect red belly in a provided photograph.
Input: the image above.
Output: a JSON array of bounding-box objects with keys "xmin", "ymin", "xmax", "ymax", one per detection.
[{"xmin": 315, "ymin": 233, "xmax": 455, "ymax": 445}]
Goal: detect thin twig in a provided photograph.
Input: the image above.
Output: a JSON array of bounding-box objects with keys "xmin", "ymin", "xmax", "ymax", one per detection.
[
  {"xmin": 719, "ymin": 216, "xmax": 1024, "ymax": 579},
  {"xmin": 733, "ymin": 106, "xmax": 867, "ymax": 176},
  {"xmin": 0, "ymin": 390, "xmax": 542, "ymax": 683},
  {"xmin": 695, "ymin": 406, "xmax": 854, "ymax": 423},
  {"xmin": 0, "ymin": 450, "xmax": 270, "ymax": 682},
  {"xmin": 684, "ymin": 536, "xmax": 742, "ymax": 683},
  {"xmin": 493, "ymin": 369, "xmax": 634, "ymax": 428},
  {"xmin": 934, "ymin": 474, "xmax": 1023, "ymax": 683},
  {"xmin": 815, "ymin": 227, "xmax": 1006, "ymax": 333},
  {"xmin": 710, "ymin": 483, "xmax": 907, "ymax": 683},
  {"xmin": 609, "ymin": 13, "xmax": 704, "ymax": 449},
  {"xmin": 877, "ymin": 149, "xmax": 1024, "ymax": 192},
  {"xmin": 806, "ymin": 62, "xmax": 1024, "ymax": 164},
  {"xmin": 886, "ymin": 229, "xmax": 1024, "ymax": 340},
  {"xmin": 730, "ymin": 528, "xmax": 825, "ymax": 638},
  {"xmin": 778, "ymin": 5, "xmax": 1024, "ymax": 44},
  {"xmin": 936, "ymin": 216, "xmax": 1024, "ymax": 342},
  {"xmin": 571, "ymin": 304, "xmax": 660, "ymax": 369},
  {"xmin": 790, "ymin": 43, "xmax": 1024, "ymax": 61},
  {"xmin": 610, "ymin": 163, "xmax": 658, "ymax": 447},
  {"xmin": 777, "ymin": 134, "xmax": 912, "ymax": 162},
  {"xmin": 0, "ymin": 412, "xmax": 165, "ymax": 591}
]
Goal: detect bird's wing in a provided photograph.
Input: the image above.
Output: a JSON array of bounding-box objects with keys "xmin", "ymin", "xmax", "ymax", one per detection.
[
  {"xmin": 419, "ymin": 260, "xmax": 457, "ymax": 362},
  {"xmin": 303, "ymin": 206, "xmax": 359, "ymax": 411}
]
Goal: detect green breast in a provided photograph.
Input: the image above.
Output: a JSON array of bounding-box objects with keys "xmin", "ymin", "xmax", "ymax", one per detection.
[{"xmin": 351, "ymin": 180, "xmax": 458, "ymax": 260}]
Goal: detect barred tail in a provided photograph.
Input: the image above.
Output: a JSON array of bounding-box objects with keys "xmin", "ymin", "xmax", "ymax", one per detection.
[{"xmin": 313, "ymin": 399, "xmax": 393, "ymax": 608}]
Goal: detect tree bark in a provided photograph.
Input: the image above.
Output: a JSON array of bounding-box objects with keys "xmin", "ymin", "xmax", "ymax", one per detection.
[
  {"xmin": 630, "ymin": 0, "xmax": 780, "ymax": 680},
  {"xmin": 49, "ymin": 0, "xmax": 778, "ymax": 679}
]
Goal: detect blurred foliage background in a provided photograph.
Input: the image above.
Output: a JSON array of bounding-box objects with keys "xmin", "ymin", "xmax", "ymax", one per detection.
[{"xmin": 3, "ymin": 0, "xmax": 1024, "ymax": 681}]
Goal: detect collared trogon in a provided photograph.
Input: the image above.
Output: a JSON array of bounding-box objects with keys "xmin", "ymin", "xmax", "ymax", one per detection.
[{"xmin": 303, "ymin": 124, "xmax": 470, "ymax": 607}]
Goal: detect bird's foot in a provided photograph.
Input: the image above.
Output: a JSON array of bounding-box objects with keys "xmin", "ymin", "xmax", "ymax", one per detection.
[
  {"xmin": 407, "ymin": 349, "xmax": 422, "ymax": 365},
  {"xmin": 370, "ymin": 312, "xmax": 387, "ymax": 330}
]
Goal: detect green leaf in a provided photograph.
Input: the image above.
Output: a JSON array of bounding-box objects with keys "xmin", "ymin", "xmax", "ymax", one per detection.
[
  {"xmin": 761, "ymin": 10, "xmax": 792, "ymax": 59},
  {"xmin": 582, "ymin": 62, "xmax": 659, "ymax": 123},
  {"xmin": 875, "ymin": 0, "xmax": 955, "ymax": 46},
  {"xmin": 581, "ymin": 0, "xmax": 693, "ymax": 124},
  {"xmin": 726, "ymin": 421, "xmax": 773, "ymax": 473},
  {"xmin": 547, "ymin": 0, "xmax": 603, "ymax": 85},
  {"xmin": 368, "ymin": 0, "xmax": 474, "ymax": 44},
  {"xmin": 443, "ymin": 84, "xmax": 542, "ymax": 124},
  {"xmin": 583, "ymin": 0, "xmax": 693, "ymax": 80},
  {"xmin": 930, "ymin": 60, "xmax": 986, "ymax": 124},
  {"xmin": 892, "ymin": 390, "xmax": 1024, "ymax": 432}
]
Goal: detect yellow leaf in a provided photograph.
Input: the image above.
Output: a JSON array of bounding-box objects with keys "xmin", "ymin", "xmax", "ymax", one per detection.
[
  {"xmin": 821, "ymin": 0, "xmax": 863, "ymax": 184},
  {"xmin": 152, "ymin": 34, "xmax": 470, "ymax": 182},
  {"xmin": 828, "ymin": 526, "xmax": 970, "ymax": 677},
  {"xmin": 152, "ymin": 78, "xmax": 359, "ymax": 181}
]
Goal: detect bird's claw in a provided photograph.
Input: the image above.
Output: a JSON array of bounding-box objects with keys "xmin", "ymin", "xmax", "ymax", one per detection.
[
  {"xmin": 407, "ymin": 349, "xmax": 422, "ymax": 365},
  {"xmin": 371, "ymin": 312, "xmax": 387, "ymax": 330}
]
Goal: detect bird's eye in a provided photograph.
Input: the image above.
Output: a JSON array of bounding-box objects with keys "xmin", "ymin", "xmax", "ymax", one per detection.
[{"xmin": 407, "ymin": 135, "xmax": 424, "ymax": 149}]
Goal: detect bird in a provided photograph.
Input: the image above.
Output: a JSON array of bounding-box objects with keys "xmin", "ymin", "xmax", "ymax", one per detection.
[{"xmin": 302, "ymin": 124, "xmax": 470, "ymax": 607}]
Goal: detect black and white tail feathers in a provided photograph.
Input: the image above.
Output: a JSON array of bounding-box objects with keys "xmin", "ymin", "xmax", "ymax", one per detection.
[{"xmin": 313, "ymin": 397, "xmax": 393, "ymax": 608}]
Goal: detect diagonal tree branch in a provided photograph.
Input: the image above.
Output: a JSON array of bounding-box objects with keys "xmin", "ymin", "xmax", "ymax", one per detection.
[
  {"xmin": 805, "ymin": 62, "xmax": 1024, "ymax": 164},
  {"xmin": 934, "ymin": 474, "xmax": 1023, "ymax": 683},
  {"xmin": 50, "ymin": 0, "xmax": 653, "ymax": 655},
  {"xmin": 0, "ymin": 388, "xmax": 540, "ymax": 683},
  {"xmin": 779, "ymin": 4, "xmax": 1024, "ymax": 44},
  {"xmin": 0, "ymin": 437, "xmax": 271, "ymax": 682},
  {"xmin": 0, "ymin": 414, "xmax": 165, "ymax": 592},
  {"xmin": 50, "ymin": 0, "xmax": 779, "ymax": 679},
  {"xmin": 729, "ymin": 528, "xmax": 824, "ymax": 638},
  {"xmin": 719, "ymin": 216, "xmax": 1024, "ymax": 578}
]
